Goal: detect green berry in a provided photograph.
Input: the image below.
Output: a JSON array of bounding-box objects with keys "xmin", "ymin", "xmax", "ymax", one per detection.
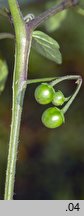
[
  {"xmin": 34, "ymin": 83, "xmax": 55, "ymax": 105},
  {"xmin": 41, "ymin": 107, "xmax": 65, "ymax": 129},
  {"xmin": 52, "ymin": 90, "xmax": 65, "ymax": 106}
]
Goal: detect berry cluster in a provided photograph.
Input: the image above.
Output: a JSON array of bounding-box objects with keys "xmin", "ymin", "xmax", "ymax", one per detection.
[{"xmin": 34, "ymin": 83, "xmax": 67, "ymax": 129}]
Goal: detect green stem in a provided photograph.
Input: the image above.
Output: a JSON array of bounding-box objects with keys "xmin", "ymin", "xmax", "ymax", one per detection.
[
  {"xmin": 49, "ymin": 75, "xmax": 81, "ymax": 86},
  {"xmin": 27, "ymin": 77, "xmax": 56, "ymax": 84},
  {"xmin": 62, "ymin": 77, "xmax": 82, "ymax": 114},
  {"xmin": 4, "ymin": 0, "xmax": 32, "ymax": 200},
  {"xmin": 50, "ymin": 75, "xmax": 82, "ymax": 113}
]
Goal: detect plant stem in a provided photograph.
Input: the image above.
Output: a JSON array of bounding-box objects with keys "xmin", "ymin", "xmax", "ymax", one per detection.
[
  {"xmin": 26, "ymin": 75, "xmax": 82, "ymax": 85},
  {"xmin": 27, "ymin": 0, "xmax": 79, "ymax": 29},
  {"xmin": 62, "ymin": 76, "xmax": 82, "ymax": 113},
  {"xmin": 4, "ymin": 0, "xmax": 32, "ymax": 200},
  {"xmin": 49, "ymin": 75, "xmax": 81, "ymax": 86},
  {"xmin": 27, "ymin": 77, "xmax": 56, "ymax": 84},
  {"xmin": 50, "ymin": 75, "xmax": 82, "ymax": 113}
]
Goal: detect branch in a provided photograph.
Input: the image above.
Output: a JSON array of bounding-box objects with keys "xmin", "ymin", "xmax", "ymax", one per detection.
[{"xmin": 27, "ymin": 0, "xmax": 79, "ymax": 30}]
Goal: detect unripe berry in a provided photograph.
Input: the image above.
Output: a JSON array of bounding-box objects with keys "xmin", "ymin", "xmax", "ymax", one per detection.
[
  {"xmin": 41, "ymin": 107, "xmax": 65, "ymax": 128},
  {"xmin": 52, "ymin": 90, "xmax": 65, "ymax": 106},
  {"xmin": 34, "ymin": 83, "xmax": 55, "ymax": 105}
]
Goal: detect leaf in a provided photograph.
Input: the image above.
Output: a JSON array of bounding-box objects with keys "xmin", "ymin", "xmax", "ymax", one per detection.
[
  {"xmin": 0, "ymin": 53, "xmax": 8, "ymax": 93},
  {"xmin": 32, "ymin": 31, "xmax": 62, "ymax": 64}
]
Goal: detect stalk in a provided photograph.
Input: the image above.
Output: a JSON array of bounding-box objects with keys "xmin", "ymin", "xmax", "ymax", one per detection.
[
  {"xmin": 4, "ymin": 0, "xmax": 32, "ymax": 200},
  {"xmin": 50, "ymin": 75, "xmax": 82, "ymax": 114},
  {"xmin": 28, "ymin": 0, "xmax": 79, "ymax": 29}
]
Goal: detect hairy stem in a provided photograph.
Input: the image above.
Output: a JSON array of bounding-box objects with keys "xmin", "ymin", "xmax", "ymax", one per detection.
[{"xmin": 4, "ymin": 0, "xmax": 32, "ymax": 200}]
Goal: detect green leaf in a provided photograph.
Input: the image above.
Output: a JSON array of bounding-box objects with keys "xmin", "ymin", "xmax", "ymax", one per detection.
[
  {"xmin": 32, "ymin": 31, "xmax": 62, "ymax": 64},
  {"xmin": 0, "ymin": 53, "xmax": 8, "ymax": 93}
]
